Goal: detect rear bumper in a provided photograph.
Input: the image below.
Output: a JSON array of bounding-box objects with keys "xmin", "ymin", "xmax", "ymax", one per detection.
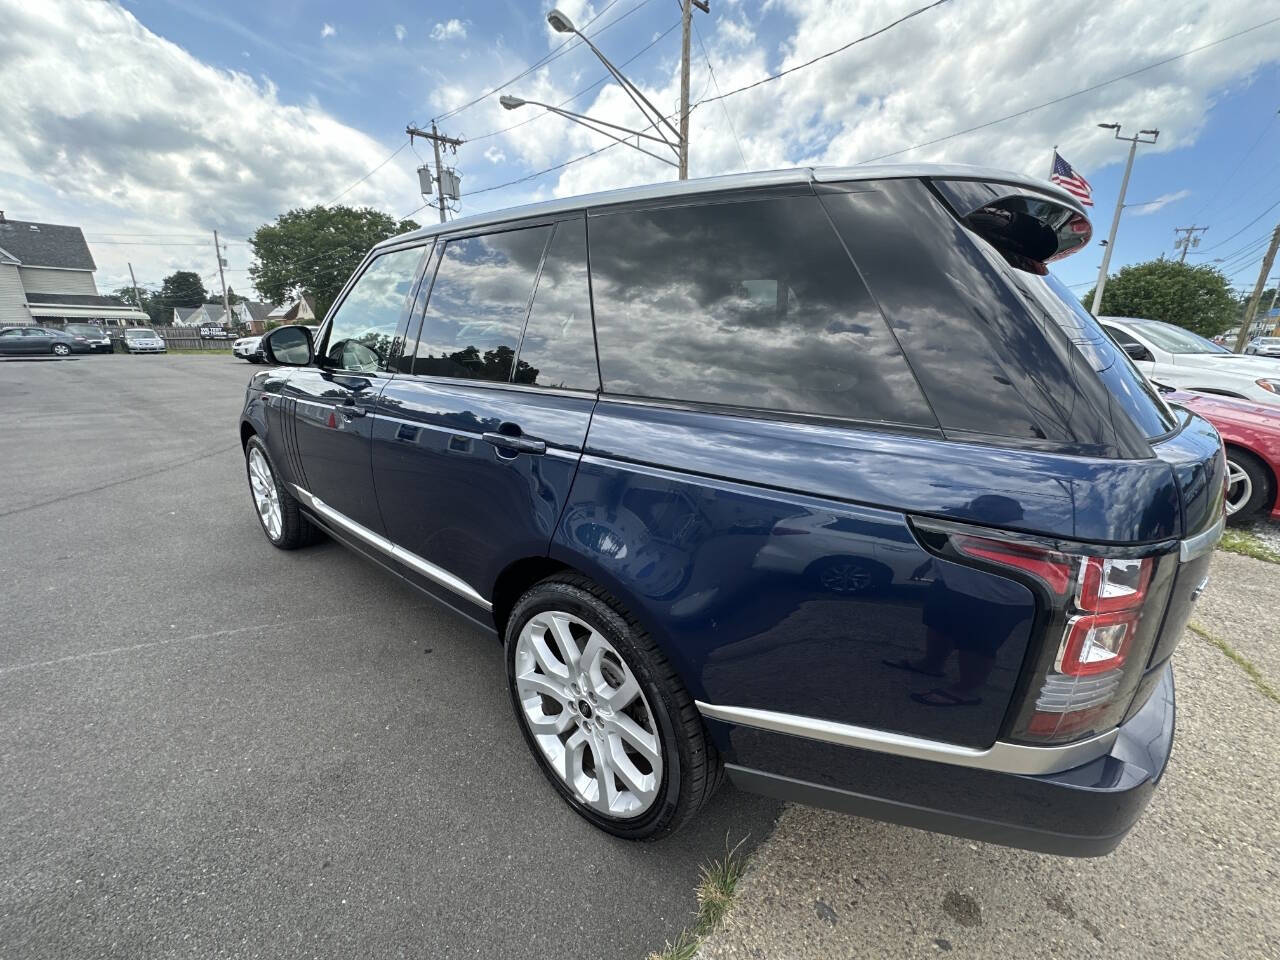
[{"xmin": 712, "ymin": 663, "xmax": 1175, "ymax": 858}]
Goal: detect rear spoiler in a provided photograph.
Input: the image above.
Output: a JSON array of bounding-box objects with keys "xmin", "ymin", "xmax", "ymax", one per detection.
[{"xmin": 928, "ymin": 178, "xmax": 1093, "ymax": 274}]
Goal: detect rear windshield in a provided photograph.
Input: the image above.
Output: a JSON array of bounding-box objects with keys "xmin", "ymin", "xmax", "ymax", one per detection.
[
  {"xmin": 125, "ymin": 329, "xmax": 156, "ymax": 338},
  {"xmin": 1006, "ymin": 273, "xmax": 1177, "ymax": 440}
]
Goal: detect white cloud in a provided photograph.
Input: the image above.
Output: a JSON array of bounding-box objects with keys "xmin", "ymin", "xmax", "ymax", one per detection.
[
  {"xmin": 394, "ymin": 23, "xmax": 407, "ymax": 42},
  {"xmin": 320, "ymin": 22, "xmax": 335, "ymax": 38},
  {"xmin": 0, "ymin": 1, "xmax": 417, "ymax": 295},
  {"xmin": 431, "ymin": 19, "xmax": 467, "ymax": 41},
  {"xmin": 1128, "ymin": 189, "xmax": 1192, "ymax": 216},
  {"xmin": 484, "ymin": 146, "xmax": 508, "ymax": 164}
]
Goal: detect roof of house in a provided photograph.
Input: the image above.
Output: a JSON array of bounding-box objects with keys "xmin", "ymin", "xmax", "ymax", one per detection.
[
  {"xmin": 0, "ymin": 218, "xmax": 96, "ymax": 270},
  {"xmin": 25, "ymin": 293, "xmax": 133, "ymax": 308},
  {"xmin": 239, "ymin": 301, "xmax": 275, "ymax": 324}
]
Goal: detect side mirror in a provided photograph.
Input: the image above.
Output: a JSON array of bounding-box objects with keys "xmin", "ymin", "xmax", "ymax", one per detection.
[
  {"xmin": 262, "ymin": 325, "xmax": 314, "ymax": 366},
  {"xmin": 1122, "ymin": 342, "xmax": 1152, "ymax": 362}
]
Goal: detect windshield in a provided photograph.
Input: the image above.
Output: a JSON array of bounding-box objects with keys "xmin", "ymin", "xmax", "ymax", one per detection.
[
  {"xmin": 65, "ymin": 324, "xmax": 102, "ymax": 336},
  {"xmin": 1133, "ymin": 321, "xmax": 1231, "ymax": 355},
  {"xmin": 1011, "ymin": 274, "xmax": 1177, "ymax": 440},
  {"xmin": 1257, "ymin": 338, "xmax": 1280, "ymax": 345},
  {"xmin": 125, "ymin": 329, "xmax": 156, "ymax": 339}
]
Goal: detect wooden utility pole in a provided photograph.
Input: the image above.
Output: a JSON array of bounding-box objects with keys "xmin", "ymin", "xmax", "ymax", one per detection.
[
  {"xmin": 1172, "ymin": 225, "xmax": 1207, "ymax": 262},
  {"xmin": 1234, "ymin": 224, "xmax": 1280, "ymax": 353},
  {"xmin": 127, "ymin": 261, "xmax": 144, "ymax": 312},
  {"xmin": 213, "ymin": 230, "xmax": 231, "ymax": 329},
  {"xmin": 677, "ymin": 0, "xmax": 709, "ymax": 180},
  {"xmin": 407, "ymin": 123, "xmax": 464, "ymax": 223}
]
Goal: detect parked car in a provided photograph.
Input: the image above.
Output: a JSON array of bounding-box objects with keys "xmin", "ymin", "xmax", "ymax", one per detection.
[
  {"xmin": 0, "ymin": 325, "xmax": 84, "ymax": 356},
  {"xmin": 122, "ymin": 328, "xmax": 166, "ymax": 354},
  {"xmin": 232, "ymin": 335, "xmax": 262, "ymax": 362},
  {"xmin": 1162, "ymin": 389, "xmax": 1280, "ymax": 523},
  {"xmin": 239, "ymin": 166, "xmax": 1224, "ymax": 856},
  {"xmin": 1099, "ymin": 317, "xmax": 1280, "ymax": 404},
  {"xmin": 62, "ymin": 322, "xmax": 113, "ymax": 353},
  {"xmin": 1245, "ymin": 336, "xmax": 1280, "ymax": 358}
]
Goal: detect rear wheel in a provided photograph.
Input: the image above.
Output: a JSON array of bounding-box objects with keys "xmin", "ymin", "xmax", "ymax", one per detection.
[
  {"xmin": 505, "ymin": 575, "xmax": 722, "ymax": 840},
  {"xmin": 1225, "ymin": 447, "xmax": 1273, "ymax": 523},
  {"xmin": 51, "ymin": 342, "xmax": 71, "ymax": 356}
]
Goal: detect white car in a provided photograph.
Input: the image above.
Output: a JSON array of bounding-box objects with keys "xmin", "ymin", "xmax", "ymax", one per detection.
[
  {"xmin": 1098, "ymin": 316, "xmax": 1280, "ymax": 405},
  {"xmin": 232, "ymin": 335, "xmax": 263, "ymax": 362},
  {"xmin": 1245, "ymin": 336, "xmax": 1280, "ymax": 359},
  {"xmin": 121, "ymin": 328, "xmax": 166, "ymax": 354}
]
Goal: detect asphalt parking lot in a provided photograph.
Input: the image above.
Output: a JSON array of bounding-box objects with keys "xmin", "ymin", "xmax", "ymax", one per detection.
[
  {"xmin": 0, "ymin": 355, "xmax": 780, "ymax": 960},
  {"xmin": 4, "ymin": 355, "xmax": 1278, "ymax": 960}
]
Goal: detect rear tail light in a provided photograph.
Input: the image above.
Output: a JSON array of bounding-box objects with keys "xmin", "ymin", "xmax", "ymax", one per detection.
[{"xmin": 929, "ymin": 522, "xmax": 1175, "ymax": 746}]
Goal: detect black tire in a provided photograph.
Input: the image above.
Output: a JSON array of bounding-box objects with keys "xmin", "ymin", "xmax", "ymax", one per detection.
[
  {"xmin": 504, "ymin": 574, "xmax": 723, "ymax": 840},
  {"xmin": 1224, "ymin": 446, "xmax": 1274, "ymax": 524},
  {"xmin": 244, "ymin": 436, "xmax": 320, "ymax": 549},
  {"xmin": 51, "ymin": 342, "xmax": 71, "ymax": 356}
]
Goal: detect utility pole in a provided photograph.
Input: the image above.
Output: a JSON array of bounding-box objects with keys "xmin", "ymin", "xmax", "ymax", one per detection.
[
  {"xmin": 407, "ymin": 123, "xmax": 464, "ymax": 223},
  {"xmin": 127, "ymin": 261, "xmax": 144, "ymax": 312},
  {"xmin": 1234, "ymin": 225, "xmax": 1280, "ymax": 353},
  {"xmin": 1172, "ymin": 225, "xmax": 1207, "ymax": 262},
  {"xmin": 213, "ymin": 230, "xmax": 231, "ymax": 329},
  {"xmin": 677, "ymin": 0, "xmax": 709, "ymax": 180},
  {"xmin": 1090, "ymin": 124, "xmax": 1159, "ymax": 315}
]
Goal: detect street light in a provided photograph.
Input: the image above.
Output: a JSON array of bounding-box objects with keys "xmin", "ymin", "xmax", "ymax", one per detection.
[
  {"xmin": 1090, "ymin": 123, "xmax": 1160, "ymax": 314},
  {"xmin": 499, "ymin": 8, "xmax": 685, "ymax": 174}
]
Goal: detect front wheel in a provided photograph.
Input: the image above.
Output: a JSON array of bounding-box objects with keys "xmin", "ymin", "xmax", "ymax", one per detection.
[
  {"xmin": 505, "ymin": 575, "xmax": 722, "ymax": 840},
  {"xmin": 1225, "ymin": 447, "xmax": 1274, "ymax": 523},
  {"xmin": 244, "ymin": 436, "xmax": 319, "ymax": 548},
  {"xmin": 51, "ymin": 342, "xmax": 71, "ymax": 356}
]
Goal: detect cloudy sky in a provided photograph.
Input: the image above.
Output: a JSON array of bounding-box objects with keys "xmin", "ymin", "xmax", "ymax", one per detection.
[{"xmin": 1, "ymin": 0, "xmax": 1278, "ymax": 304}]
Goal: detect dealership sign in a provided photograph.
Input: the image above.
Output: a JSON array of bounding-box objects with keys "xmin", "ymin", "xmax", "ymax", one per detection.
[{"xmin": 199, "ymin": 325, "xmax": 233, "ymax": 339}]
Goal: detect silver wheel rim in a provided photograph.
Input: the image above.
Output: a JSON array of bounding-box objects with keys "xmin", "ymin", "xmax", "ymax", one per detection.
[
  {"xmin": 514, "ymin": 611, "xmax": 663, "ymax": 819},
  {"xmin": 53, "ymin": 344, "xmax": 69, "ymax": 355},
  {"xmin": 1225, "ymin": 459, "xmax": 1253, "ymax": 515},
  {"xmin": 248, "ymin": 447, "xmax": 283, "ymax": 540}
]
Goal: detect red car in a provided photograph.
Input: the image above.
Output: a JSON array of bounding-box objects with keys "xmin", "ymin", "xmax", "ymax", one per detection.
[{"xmin": 1167, "ymin": 390, "xmax": 1280, "ymax": 523}]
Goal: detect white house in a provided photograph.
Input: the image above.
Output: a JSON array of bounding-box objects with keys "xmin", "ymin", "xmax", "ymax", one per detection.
[{"xmin": 0, "ymin": 213, "xmax": 148, "ymax": 327}]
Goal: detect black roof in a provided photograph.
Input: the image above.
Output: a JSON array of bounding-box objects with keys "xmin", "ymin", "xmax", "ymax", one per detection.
[
  {"xmin": 0, "ymin": 218, "xmax": 96, "ymax": 270},
  {"xmin": 25, "ymin": 293, "xmax": 130, "ymax": 307}
]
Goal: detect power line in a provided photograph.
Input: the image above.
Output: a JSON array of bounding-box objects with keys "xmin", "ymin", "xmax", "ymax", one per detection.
[
  {"xmin": 697, "ymin": 0, "xmax": 952, "ymax": 106},
  {"xmin": 1187, "ymin": 108, "xmax": 1279, "ymax": 222},
  {"xmin": 324, "ymin": 139, "xmax": 411, "ymax": 206},
  {"xmin": 686, "ymin": 2, "xmax": 747, "ymax": 170},
  {"xmin": 1196, "ymin": 195, "xmax": 1280, "ymax": 253},
  {"xmin": 432, "ymin": 0, "xmax": 639, "ymax": 123},
  {"xmin": 853, "ymin": 15, "xmax": 1280, "ymax": 164}
]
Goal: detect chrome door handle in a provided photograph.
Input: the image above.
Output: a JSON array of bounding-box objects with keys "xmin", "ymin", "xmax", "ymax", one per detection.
[{"xmin": 482, "ymin": 432, "xmax": 546, "ymax": 455}]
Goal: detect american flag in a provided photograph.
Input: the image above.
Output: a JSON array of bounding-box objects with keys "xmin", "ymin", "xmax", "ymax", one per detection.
[{"xmin": 1050, "ymin": 151, "xmax": 1093, "ymax": 206}]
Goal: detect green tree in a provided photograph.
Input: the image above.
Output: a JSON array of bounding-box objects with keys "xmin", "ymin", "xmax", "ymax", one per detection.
[
  {"xmin": 111, "ymin": 285, "xmax": 169, "ymax": 327},
  {"xmin": 157, "ymin": 270, "xmax": 208, "ymax": 310},
  {"xmin": 248, "ymin": 205, "xmax": 419, "ymax": 320},
  {"xmin": 1082, "ymin": 259, "xmax": 1236, "ymax": 337}
]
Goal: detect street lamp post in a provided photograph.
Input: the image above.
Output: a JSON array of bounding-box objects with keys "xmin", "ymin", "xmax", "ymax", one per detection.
[
  {"xmin": 501, "ymin": 7, "xmax": 688, "ymax": 175},
  {"xmin": 1090, "ymin": 124, "xmax": 1159, "ymax": 315}
]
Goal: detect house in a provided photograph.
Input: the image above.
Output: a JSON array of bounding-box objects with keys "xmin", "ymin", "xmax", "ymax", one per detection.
[
  {"xmin": 269, "ymin": 293, "xmax": 318, "ymax": 325},
  {"xmin": 0, "ymin": 212, "xmax": 148, "ymax": 327}
]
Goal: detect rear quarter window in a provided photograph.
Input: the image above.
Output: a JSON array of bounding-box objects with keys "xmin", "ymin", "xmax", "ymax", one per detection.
[{"xmin": 586, "ymin": 194, "xmax": 936, "ymax": 428}]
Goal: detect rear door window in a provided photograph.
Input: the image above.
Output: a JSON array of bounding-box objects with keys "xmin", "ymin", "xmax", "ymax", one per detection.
[
  {"xmin": 514, "ymin": 217, "xmax": 597, "ymax": 391},
  {"xmin": 587, "ymin": 195, "xmax": 936, "ymax": 427},
  {"xmin": 409, "ymin": 225, "xmax": 552, "ymax": 381}
]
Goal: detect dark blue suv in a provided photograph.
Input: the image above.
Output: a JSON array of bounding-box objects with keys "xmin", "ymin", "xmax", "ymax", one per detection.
[{"xmin": 240, "ymin": 166, "xmax": 1224, "ymax": 854}]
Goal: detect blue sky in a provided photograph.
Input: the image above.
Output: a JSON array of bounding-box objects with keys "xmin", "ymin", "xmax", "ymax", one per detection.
[{"xmin": 1, "ymin": 1, "xmax": 1277, "ymax": 301}]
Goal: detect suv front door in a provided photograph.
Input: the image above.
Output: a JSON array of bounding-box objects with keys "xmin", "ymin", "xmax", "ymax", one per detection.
[
  {"xmin": 282, "ymin": 243, "xmax": 430, "ymax": 535},
  {"xmin": 372, "ymin": 216, "xmax": 599, "ymax": 609}
]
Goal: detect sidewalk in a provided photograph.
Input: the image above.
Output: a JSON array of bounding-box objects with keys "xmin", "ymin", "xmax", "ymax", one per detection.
[{"xmin": 698, "ymin": 550, "xmax": 1280, "ymax": 959}]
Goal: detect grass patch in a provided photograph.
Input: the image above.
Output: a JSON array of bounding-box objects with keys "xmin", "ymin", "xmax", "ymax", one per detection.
[
  {"xmin": 1218, "ymin": 528, "xmax": 1280, "ymax": 565},
  {"xmin": 1188, "ymin": 622, "xmax": 1280, "ymax": 705},
  {"xmin": 647, "ymin": 838, "xmax": 749, "ymax": 960}
]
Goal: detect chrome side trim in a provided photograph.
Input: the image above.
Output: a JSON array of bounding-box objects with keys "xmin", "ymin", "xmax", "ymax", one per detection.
[
  {"xmin": 694, "ymin": 701, "xmax": 1119, "ymax": 776},
  {"xmin": 1180, "ymin": 511, "xmax": 1224, "ymax": 563},
  {"xmin": 291, "ymin": 485, "xmax": 492, "ymax": 611}
]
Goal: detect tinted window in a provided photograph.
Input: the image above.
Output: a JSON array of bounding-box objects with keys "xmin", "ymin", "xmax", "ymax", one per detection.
[
  {"xmin": 410, "ymin": 226, "xmax": 552, "ymax": 381},
  {"xmin": 515, "ymin": 218, "xmax": 597, "ymax": 390},
  {"xmin": 324, "ymin": 245, "xmax": 426, "ymax": 373},
  {"xmin": 1101, "ymin": 323, "xmax": 1142, "ymax": 350},
  {"xmin": 588, "ymin": 196, "xmax": 935, "ymax": 426},
  {"xmin": 1009, "ymin": 274, "xmax": 1175, "ymax": 439}
]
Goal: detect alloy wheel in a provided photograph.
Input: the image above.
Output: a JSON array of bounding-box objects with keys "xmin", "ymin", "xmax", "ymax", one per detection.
[
  {"xmin": 514, "ymin": 611, "xmax": 663, "ymax": 819},
  {"xmin": 248, "ymin": 447, "xmax": 283, "ymax": 539},
  {"xmin": 1225, "ymin": 458, "xmax": 1253, "ymax": 516},
  {"xmin": 52, "ymin": 343, "xmax": 70, "ymax": 356}
]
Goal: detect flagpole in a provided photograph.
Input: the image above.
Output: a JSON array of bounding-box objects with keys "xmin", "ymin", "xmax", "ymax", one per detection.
[{"xmin": 1050, "ymin": 144, "xmax": 1057, "ymax": 178}]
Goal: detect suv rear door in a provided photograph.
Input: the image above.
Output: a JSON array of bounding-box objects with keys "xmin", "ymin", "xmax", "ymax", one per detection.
[{"xmin": 371, "ymin": 214, "xmax": 598, "ymax": 608}]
